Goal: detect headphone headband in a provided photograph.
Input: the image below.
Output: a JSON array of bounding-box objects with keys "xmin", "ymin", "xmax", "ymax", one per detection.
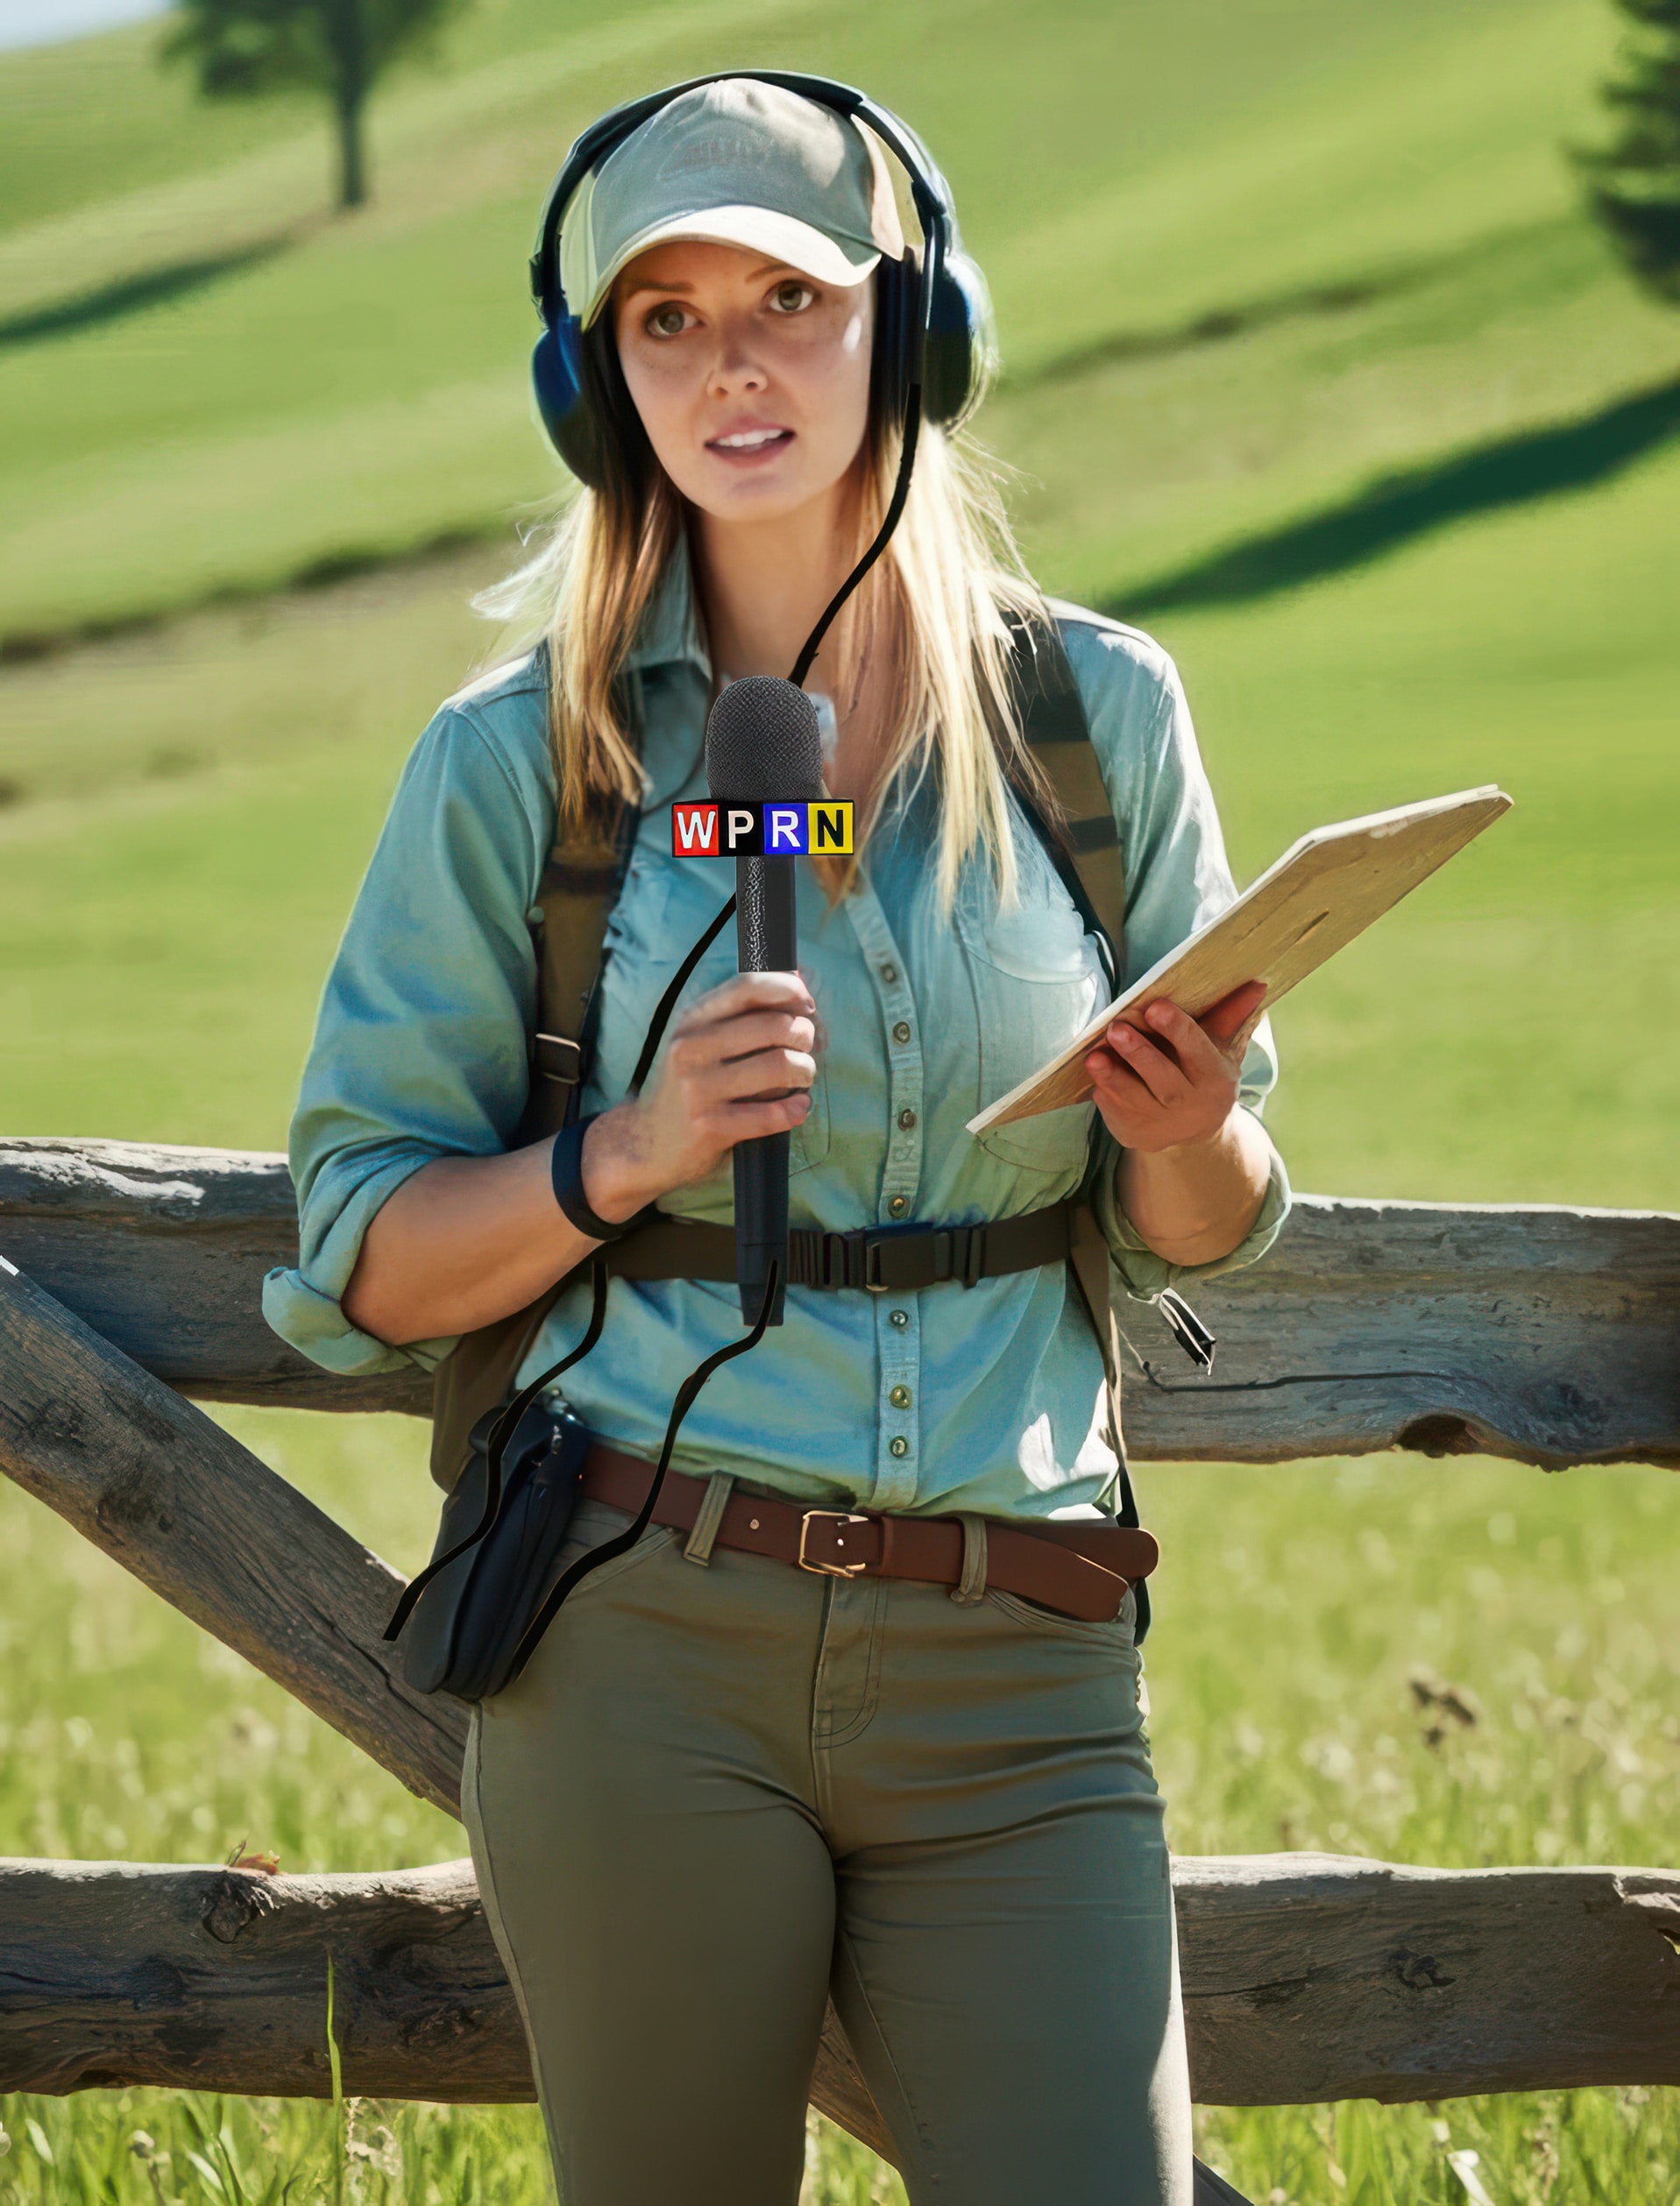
[{"xmin": 528, "ymin": 72, "xmax": 953, "ymax": 331}]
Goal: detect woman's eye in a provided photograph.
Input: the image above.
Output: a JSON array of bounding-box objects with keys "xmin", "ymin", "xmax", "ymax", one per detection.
[
  {"xmin": 645, "ymin": 303, "xmax": 689, "ymax": 338},
  {"xmin": 769, "ymin": 280, "xmax": 815, "ymax": 315}
]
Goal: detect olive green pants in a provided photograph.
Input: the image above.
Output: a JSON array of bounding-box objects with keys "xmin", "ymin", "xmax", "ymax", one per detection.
[{"xmin": 463, "ymin": 1495, "xmax": 1192, "ymax": 2205}]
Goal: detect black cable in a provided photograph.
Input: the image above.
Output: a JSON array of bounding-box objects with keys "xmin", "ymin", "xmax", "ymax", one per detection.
[
  {"xmin": 628, "ymin": 891, "xmax": 738, "ymax": 1096},
  {"xmin": 384, "ymin": 1259, "xmax": 610, "ymax": 1641},
  {"xmin": 501, "ymin": 1259, "xmax": 783, "ymax": 1685},
  {"xmin": 790, "ymin": 403, "xmax": 922, "ymax": 688}
]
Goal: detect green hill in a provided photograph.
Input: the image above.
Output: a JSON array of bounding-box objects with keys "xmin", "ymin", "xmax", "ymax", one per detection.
[{"xmin": 3, "ymin": 0, "xmax": 1655, "ymax": 644}]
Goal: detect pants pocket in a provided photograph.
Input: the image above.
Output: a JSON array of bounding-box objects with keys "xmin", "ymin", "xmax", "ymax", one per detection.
[
  {"xmin": 985, "ymin": 1581, "xmax": 1139, "ymax": 1654},
  {"xmin": 549, "ymin": 1498, "xmax": 680, "ymax": 1601}
]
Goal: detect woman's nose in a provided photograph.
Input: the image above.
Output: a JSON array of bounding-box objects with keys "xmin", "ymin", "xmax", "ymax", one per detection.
[{"xmin": 705, "ymin": 320, "xmax": 769, "ymax": 397}]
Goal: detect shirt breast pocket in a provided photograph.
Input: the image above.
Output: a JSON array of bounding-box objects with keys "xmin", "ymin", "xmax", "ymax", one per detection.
[{"xmin": 956, "ymin": 862, "xmax": 1105, "ymax": 1178}]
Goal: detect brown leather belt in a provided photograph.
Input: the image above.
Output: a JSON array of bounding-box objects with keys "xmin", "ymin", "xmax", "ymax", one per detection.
[{"xmin": 581, "ymin": 1445, "xmax": 1158, "ymax": 1624}]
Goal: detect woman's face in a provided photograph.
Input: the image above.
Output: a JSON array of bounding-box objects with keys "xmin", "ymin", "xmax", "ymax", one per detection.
[{"xmin": 612, "ymin": 239, "xmax": 874, "ymax": 526}]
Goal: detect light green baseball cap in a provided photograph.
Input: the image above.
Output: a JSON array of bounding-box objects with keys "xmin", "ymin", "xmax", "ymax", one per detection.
[{"xmin": 561, "ymin": 78, "xmax": 907, "ymax": 329}]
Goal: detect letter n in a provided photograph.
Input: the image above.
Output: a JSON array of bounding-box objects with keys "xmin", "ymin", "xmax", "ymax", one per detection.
[{"xmin": 811, "ymin": 803, "xmax": 854, "ymax": 855}]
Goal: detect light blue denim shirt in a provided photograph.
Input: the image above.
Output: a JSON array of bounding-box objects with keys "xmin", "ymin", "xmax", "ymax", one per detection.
[{"xmin": 265, "ymin": 551, "xmax": 1289, "ymax": 1520}]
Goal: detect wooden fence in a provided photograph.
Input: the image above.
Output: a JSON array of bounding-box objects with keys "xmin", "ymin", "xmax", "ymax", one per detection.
[{"xmin": 1, "ymin": 1134, "xmax": 1676, "ymax": 2173}]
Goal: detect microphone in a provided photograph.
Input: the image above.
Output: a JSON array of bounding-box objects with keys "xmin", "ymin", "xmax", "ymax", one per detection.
[{"xmin": 704, "ymin": 677, "xmax": 824, "ymax": 1325}]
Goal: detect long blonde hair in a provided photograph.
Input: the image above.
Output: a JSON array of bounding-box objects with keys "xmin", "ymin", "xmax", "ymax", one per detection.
[{"xmin": 478, "ymin": 311, "xmax": 1058, "ymax": 908}]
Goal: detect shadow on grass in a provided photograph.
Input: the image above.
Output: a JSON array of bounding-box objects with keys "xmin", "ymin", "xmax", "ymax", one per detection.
[
  {"xmin": 1005, "ymin": 220, "xmax": 1577, "ymax": 394},
  {"xmin": 0, "ymin": 238, "xmax": 294, "ymax": 352},
  {"xmin": 1115, "ymin": 373, "xmax": 1680, "ymax": 614},
  {"xmin": 0, "ymin": 521, "xmax": 507, "ymax": 665},
  {"xmin": 1010, "ymin": 263, "xmax": 1434, "ymax": 392}
]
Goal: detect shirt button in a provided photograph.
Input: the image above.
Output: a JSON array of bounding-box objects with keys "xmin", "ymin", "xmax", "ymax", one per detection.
[
  {"xmin": 889, "ymin": 1309, "xmax": 910, "ymax": 1329},
  {"xmin": 890, "ymin": 1384, "xmax": 911, "ymax": 1409},
  {"xmin": 892, "ymin": 1020, "xmax": 911, "ymax": 1045},
  {"xmin": 888, "ymin": 1195, "xmax": 909, "ymax": 1218},
  {"xmin": 889, "ymin": 1436, "xmax": 910, "ymax": 1458},
  {"xmin": 882, "ymin": 962, "xmax": 898, "ymax": 983},
  {"xmin": 897, "ymin": 1108, "xmax": 917, "ymax": 1131}
]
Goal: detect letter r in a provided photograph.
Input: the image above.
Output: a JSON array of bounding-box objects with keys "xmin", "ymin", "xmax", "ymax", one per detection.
[{"xmin": 767, "ymin": 806, "xmax": 805, "ymax": 854}]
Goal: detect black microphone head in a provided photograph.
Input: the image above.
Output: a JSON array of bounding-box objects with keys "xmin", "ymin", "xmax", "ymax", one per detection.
[{"xmin": 705, "ymin": 677, "xmax": 824, "ymax": 803}]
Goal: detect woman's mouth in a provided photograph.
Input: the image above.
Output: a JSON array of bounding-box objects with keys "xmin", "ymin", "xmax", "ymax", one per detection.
[{"xmin": 705, "ymin": 426, "xmax": 795, "ymax": 465}]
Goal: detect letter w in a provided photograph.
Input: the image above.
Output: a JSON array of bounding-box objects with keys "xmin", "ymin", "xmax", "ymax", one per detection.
[{"xmin": 673, "ymin": 804, "xmax": 719, "ymax": 855}]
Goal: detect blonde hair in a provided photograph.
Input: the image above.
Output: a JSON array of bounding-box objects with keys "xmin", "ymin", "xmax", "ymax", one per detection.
[{"xmin": 478, "ymin": 325, "xmax": 1058, "ymax": 908}]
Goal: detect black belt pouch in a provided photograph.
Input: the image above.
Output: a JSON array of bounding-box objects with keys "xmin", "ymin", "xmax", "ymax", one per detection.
[{"xmin": 398, "ymin": 1398, "xmax": 588, "ymax": 1700}]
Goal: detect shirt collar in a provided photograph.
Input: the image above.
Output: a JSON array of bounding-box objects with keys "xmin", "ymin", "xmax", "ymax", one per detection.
[{"xmin": 625, "ymin": 535, "xmax": 712, "ymax": 681}]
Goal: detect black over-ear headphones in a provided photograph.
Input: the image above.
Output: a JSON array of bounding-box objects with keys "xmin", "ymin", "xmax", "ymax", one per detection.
[{"xmin": 528, "ymin": 70, "xmax": 996, "ymax": 490}]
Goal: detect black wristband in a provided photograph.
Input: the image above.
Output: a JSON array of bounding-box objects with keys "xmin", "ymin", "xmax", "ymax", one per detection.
[{"xmin": 550, "ymin": 1114, "xmax": 635, "ymax": 1242}]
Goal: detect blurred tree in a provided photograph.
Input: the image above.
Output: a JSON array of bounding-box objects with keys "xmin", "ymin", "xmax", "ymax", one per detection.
[
  {"xmin": 1577, "ymin": 0, "xmax": 1680, "ymax": 301},
  {"xmin": 165, "ymin": 0, "xmax": 459, "ymax": 210}
]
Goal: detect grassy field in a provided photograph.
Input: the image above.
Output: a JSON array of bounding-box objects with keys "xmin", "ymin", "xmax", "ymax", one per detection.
[
  {"xmin": 0, "ymin": 0, "xmax": 1628, "ymax": 643},
  {"xmin": 2, "ymin": 0, "xmax": 1678, "ymax": 2197}
]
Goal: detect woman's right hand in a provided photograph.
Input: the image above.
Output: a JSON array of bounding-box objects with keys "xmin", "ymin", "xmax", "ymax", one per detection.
[
  {"xmin": 580, "ymin": 970, "xmax": 818, "ymax": 1224},
  {"xmin": 343, "ymin": 970, "xmax": 817, "ymax": 1345}
]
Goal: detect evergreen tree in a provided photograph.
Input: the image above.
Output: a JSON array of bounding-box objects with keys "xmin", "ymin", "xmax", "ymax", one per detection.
[
  {"xmin": 166, "ymin": 0, "xmax": 459, "ymax": 210},
  {"xmin": 1577, "ymin": 0, "xmax": 1680, "ymax": 301}
]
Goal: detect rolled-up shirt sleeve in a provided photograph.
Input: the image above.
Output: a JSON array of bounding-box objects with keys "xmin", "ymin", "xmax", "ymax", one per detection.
[
  {"xmin": 1060, "ymin": 613, "xmax": 1292, "ymax": 1302},
  {"xmin": 262, "ymin": 694, "xmax": 549, "ymax": 1374}
]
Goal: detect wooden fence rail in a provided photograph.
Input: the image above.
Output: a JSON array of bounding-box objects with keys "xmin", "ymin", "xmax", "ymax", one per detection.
[
  {"xmin": 4, "ymin": 1854, "xmax": 1676, "ymax": 2110},
  {"xmin": 4, "ymin": 1135, "xmax": 1678, "ymax": 1465},
  {"xmin": 1, "ymin": 1135, "xmax": 1677, "ymax": 2158}
]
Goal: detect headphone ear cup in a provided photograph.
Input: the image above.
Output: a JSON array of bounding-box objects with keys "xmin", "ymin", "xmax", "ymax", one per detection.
[
  {"xmin": 923, "ymin": 249, "xmax": 996, "ymax": 428},
  {"xmin": 531, "ymin": 316, "xmax": 606, "ymax": 488},
  {"xmin": 871, "ymin": 252, "xmax": 915, "ymax": 430}
]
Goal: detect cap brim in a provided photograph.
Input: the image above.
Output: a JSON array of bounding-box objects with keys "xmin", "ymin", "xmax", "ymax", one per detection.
[{"xmin": 583, "ymin": 205, "xmax": 881, "ymax": 326}]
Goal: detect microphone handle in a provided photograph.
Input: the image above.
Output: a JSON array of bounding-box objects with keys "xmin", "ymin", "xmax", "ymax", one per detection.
[{"xmin": 733, "ymin": 852, "xmax": 796, "ymax": 1325}]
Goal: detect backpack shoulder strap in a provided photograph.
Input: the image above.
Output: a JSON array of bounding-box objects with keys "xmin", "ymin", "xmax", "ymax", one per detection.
[
  {"xmin": 428, "ymin": 663, "xmax": 642, "ymax": 1492},
  {"xmin": 1004, "ymin": 614, "xmax": 1149, "ymax": 1629},
  {"xmin": 1005, "ymin": 612, "xmax": 1126, "ymax": 962}
]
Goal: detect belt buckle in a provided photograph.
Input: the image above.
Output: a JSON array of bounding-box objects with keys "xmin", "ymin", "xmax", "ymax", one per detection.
[{"xmin": 798, "ymin": 1509, "xmax": 875, "ymax": 1577}]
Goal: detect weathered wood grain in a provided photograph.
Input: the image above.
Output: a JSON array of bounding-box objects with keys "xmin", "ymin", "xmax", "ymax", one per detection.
[
  {"xmin": 0, "ymin": 1258, "xmax": 467, "ymax": 1813},
  {"xmin": 1120, "ymin": 1195, "xmax": 1680, "ymax": 1469},
  {"xmin": 4, "ymin": 1853, "xmax": 1674, "ymax": 2108},
  {"xmin": 0, "ymin": 1138, "xmax": 428, "ymax": 1415},
  {"xmin": 1177, "ymin": 1852, "xmax": 1680, "ymax": 2103},
  {"xmin": 4, "ymin": 1138, "xmax": 1678, "ymax": 1467}
]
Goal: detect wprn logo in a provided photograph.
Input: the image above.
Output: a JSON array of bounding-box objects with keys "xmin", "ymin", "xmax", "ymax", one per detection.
[{"xmin": 671, "ymin": 801, "xmax": 854, "ymax": 858}]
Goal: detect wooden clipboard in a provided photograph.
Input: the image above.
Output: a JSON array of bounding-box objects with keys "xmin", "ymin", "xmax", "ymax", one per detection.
[{"xmin": 967, "ymin": 784, "xmax": 1512, "ymax": 1133}]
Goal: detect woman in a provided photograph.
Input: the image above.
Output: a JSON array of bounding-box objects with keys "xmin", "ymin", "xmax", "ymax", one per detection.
[{"xmin": 267, "ymin": 75, "xmax": 1288, "ymax": 2206}]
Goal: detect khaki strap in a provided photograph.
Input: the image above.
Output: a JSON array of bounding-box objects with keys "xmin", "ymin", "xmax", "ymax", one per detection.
[
  {"xmin": 1010, "ymin": 614, "xmax": 1127, "ymax": 958},
  {"xmin": 1007, "ymin": 617, "xmax": 1130, "ymax": 1468},
  {"xmin": 428, "ymin": 660, "xmax": 641, "ymax": 1490}
]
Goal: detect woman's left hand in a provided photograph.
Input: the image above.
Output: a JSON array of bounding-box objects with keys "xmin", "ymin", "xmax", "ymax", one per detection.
[{"xmin": 1084, "ymin": 981, "xmax": 1267, "ymax": 1154}]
